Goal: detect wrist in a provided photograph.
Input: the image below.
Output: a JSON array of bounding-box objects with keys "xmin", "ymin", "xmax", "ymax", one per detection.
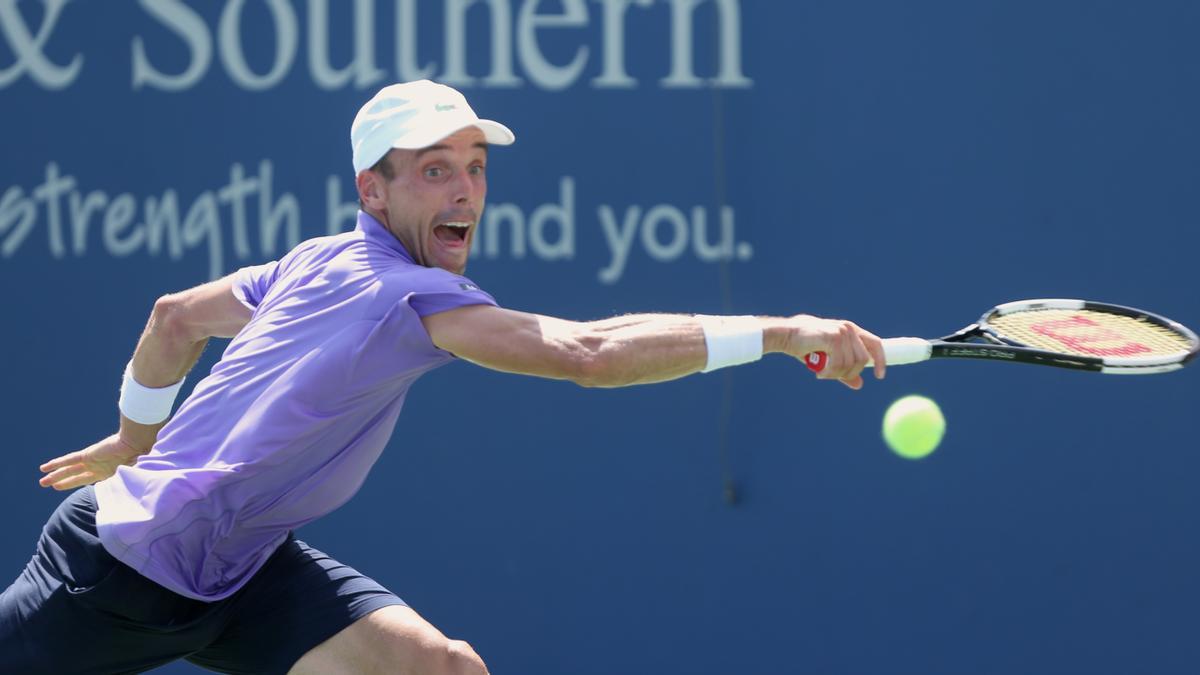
[
  {"xmin": 114, "ymin": 433, "xmax": 148, "ymax": 458},
  {"xmin": 761, "ymin": 319, "xmax": 793, "ymax": 354},
  {"xmin": 119, "ymin": 361, "xmax": 186, "ymax": 425},
  {"xmin": 695, "ymin": 315, "xmax": 764, "ymax": 372}
]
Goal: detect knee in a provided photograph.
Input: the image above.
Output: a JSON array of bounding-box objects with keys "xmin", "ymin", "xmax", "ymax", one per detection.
[
  {"xmin": 401, "ymin": 636, "xmax": 486, "ymax": 675},
  {"xmin": 437, "ymin": 639, "xmax": 488, "ymax": 675}
]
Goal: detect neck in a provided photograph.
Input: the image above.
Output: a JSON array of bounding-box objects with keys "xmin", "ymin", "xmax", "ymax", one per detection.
[
  {"xmin": 365, "ymin": 208, "xmax": 403, "ymax": 244},
  {"xmin": 364, "ymin": 208, "xmax": 424, "ymax": 266},
  {"xmin": 363, "ymin": 206, "xmax": 388, "ymax": 230}
]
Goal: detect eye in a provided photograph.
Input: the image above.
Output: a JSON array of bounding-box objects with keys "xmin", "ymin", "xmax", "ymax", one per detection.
[
  {"xmin": 424, "ymin": 166, "xmax": 444, "ymax": 178},
  {"xmin": 468, "ymin": 164, "xmax": 485, "ymax": 176}
]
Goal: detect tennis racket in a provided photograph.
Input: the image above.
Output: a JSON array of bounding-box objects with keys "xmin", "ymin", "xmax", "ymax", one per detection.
[{"xmin": 805, "ymin": 299, "xmax": 1199, "ymax": 375}]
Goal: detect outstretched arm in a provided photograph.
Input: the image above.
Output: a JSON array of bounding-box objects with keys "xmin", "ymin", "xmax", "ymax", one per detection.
[
  {"xmin": 39, "ymin": 275, "xmax": 253, "ymax": 490},
  {"xmin": 421, "ymin": 305, "xmax": 886, "ymax": 389}
]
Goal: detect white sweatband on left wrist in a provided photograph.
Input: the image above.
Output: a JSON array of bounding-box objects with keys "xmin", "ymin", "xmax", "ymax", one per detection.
[
  {"xmin": 696, "ymin": 315, "xmax": 764, "ymax": 373},
  {"xmin": 119, "ymin": 362, "xmax": 186, "ymax": 425}
]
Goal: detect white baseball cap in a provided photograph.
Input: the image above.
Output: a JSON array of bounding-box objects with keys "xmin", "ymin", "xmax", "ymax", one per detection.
[{"xmin": 350, "ymin": 80, "xmax": 515, "ymax": 173}]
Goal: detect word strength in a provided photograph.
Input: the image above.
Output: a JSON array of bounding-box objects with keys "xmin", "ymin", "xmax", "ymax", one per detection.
[
  {"xmin": 2, "ymin": 164, "xmax": 753, "ymax": 284},
  {"xmin": 1, "ymin": 162, "xmax": 302, "ymax": 281}
]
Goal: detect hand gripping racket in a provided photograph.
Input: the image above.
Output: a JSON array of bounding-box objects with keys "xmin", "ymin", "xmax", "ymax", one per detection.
[{"xmin": 805, "ymin": 299, "xmax": 1200, "ymax": 375}]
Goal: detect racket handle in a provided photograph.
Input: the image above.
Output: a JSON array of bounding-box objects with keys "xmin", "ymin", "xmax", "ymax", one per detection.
[{"xmin": 804, "ymin": 337, "xmax": 932, "ymax": 373}]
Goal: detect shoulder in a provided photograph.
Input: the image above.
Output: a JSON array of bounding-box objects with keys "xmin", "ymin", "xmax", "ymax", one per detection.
[
  {"xmin": 385, "ymin": 266, "xmax": 498, "ymax": 317},
  {"xmin": 272, "ymin": 231, "xmax": 360, "ymax": 273},
  {"xmin": 290, "ymin": 231, "xmax": 357, "ymax": 259},
  {"xmin": 381, "ymin": 263, "xmax": 480, "ymax": 292}
]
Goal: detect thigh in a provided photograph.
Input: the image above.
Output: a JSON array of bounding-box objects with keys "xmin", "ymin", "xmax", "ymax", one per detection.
[
  {"xmin": 188, "ymin": 537, "xmax": 407, "ymax": 675},
  {"xmin": 288, "ymin": 604, "xmax": 484, "ymax": 675}
]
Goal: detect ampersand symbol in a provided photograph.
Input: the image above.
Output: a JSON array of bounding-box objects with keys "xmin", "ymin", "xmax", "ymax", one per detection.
[{"xmin": 0, "ymin": 0, "xmax": 83, "ymax": 89}]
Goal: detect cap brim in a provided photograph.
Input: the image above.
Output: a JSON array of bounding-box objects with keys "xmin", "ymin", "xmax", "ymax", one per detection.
[
  {"xmin": 473, "ymin": 119, "xmax": 515, "ymax": 146},
  {"xmin": 391, "ymin": 119, "xmax": 515, "ymax": 150}
]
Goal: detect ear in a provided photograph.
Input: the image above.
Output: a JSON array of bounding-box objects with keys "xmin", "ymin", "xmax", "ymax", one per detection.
[{"xmin": 356, "ymin": 169, "xmax": 387, "ymax": 211}]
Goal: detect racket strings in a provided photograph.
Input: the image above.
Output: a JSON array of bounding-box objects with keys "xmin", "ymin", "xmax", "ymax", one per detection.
[{"xmin": 987, "ymin": 309, "xmax": 1194, "ymax": 358}]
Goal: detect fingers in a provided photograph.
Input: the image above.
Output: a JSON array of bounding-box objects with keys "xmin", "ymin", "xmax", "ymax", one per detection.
[
  {"xmin": 847, "ymin": 323, "xmax": 872, "ymax": 374},
  {"xmin": 861, "ymin": 331, "xmax": 887, "ymax": 380},
  {"xmin": 816, "ymin": 323, "xmax": 849, "ymax": 378},
  {"xmin": 38, "ymin": 435, "xmax": 142, "ymax": 489},
  {"xmin": 835, "ymin": 331, "xmax": 868, "ymax": 389},
  {"xmin": 47, "ymin": 471, "xmax": 99, "ymax": 491},
  {"xmin": 820, "ymin": 322, "xmax": 869, "ymax": 382},
  {"xmin": 39, "ymin": 464, "xmax": 90, "ymax": 490},
  {"xmin": 39, "ymin": 450, "xmax": 85, "ymax": 473},
  {"xmin": 811, "ymin": 320, "xmax": 886, "ymax": 388}
]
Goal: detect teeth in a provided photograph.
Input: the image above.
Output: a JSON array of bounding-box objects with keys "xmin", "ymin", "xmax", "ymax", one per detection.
[{"xmin": 441, "ymin": 222, "xmax": 471, "ymax": 229}]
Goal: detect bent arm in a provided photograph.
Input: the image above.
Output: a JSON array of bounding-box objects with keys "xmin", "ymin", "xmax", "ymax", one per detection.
[
  {"xmin": 421, "ymin": 305, "xmax": 886, "ymax": 389},
  {"xmin": 40, "ymin": 274, "xmax": 254, "ymax": 489},
  {"xmin": 121, "ymin": 274, "xmax": 254, "ymax": 450}
]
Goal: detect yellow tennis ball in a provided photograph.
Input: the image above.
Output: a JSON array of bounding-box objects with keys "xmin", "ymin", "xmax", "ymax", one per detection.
[{"xmin": 883, "ymin": 395, "xmax": 945, "ymax": 459}]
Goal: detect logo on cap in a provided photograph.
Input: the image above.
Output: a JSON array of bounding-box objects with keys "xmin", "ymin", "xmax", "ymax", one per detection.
[{"xmin": 435, "ymin": 104, "xmax": 457, "ymax": 112}]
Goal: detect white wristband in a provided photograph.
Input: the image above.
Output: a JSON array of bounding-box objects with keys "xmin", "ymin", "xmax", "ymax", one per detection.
[
  {"xmin": 119, "ymin": 362, "xmax": 186, "ymax": 425},
  {"xmin": 696, "ymin": 315, "xmax": 764, "ymax": 373}
]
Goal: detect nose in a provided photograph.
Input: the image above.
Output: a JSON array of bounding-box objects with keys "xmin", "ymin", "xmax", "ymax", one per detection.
[{"xmin": 451, "ymin": 168, "xmax": 482, "ymax": 206}]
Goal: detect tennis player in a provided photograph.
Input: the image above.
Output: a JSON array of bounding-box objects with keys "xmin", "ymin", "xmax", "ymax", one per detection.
[{"xmin": 0, "ymin": 80, "xmax": 886, "ymax": 674}]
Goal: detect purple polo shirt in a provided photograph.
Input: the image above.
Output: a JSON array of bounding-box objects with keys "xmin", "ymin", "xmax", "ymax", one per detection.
[{"xmin": 95, "ymin": 211, "xmax": 496, "ymax": 601}]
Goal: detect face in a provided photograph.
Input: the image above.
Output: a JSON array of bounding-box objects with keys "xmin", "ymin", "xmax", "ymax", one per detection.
[{"xmin": 358, "ymin": 127, "xmax": 488, "ymax": 274}]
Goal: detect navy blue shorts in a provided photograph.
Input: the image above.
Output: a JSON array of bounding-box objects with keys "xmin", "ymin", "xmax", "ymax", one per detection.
[{"xmin": 0, "ymin": 486, "xmax": 406, "ymax": 674}]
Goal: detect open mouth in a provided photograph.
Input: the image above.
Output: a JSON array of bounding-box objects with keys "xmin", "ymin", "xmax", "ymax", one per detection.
[{"xmin": 433, "ymin": 222, "xmax": 471, "ymax": 246}]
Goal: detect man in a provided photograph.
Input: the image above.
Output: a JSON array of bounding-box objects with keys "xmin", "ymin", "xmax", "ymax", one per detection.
[{"xmin": 0, "ymin": 80, "xmax": 886, "ymax": 674}]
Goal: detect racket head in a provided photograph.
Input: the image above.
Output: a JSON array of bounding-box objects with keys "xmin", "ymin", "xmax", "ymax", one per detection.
[{"xmin": 977, "ymin": 299, "xmax": 1200, "ymax": 374}]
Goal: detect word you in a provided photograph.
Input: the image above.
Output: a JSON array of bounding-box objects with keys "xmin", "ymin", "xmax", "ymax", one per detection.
[{"xmin": 459, "ymin": 177, "xmax": 753, "ymax": 283}]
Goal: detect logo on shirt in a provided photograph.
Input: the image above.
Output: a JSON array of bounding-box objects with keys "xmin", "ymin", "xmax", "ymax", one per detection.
[{"xmin": 459, "ymin": 282, "xmax": 480, "ymax": 291}]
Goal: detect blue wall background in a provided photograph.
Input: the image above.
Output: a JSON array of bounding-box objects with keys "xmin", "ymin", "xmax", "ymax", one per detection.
[{"xmin": 2, "ymin": 1, "xmax": 1198, "ymax": 673}]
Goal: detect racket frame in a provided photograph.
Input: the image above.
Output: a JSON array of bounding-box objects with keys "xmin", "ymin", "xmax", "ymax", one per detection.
[{"xmin": 928, "ymin": 299, "xmax": 1200, "ymax": 374}]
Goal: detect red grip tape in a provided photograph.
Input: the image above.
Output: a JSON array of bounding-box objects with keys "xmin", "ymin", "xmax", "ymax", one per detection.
[{"xmin": 805, "ymin": 351, "xmax": 827, "ymax": 373}]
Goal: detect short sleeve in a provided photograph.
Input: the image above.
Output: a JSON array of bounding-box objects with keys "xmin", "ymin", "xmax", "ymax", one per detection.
[
  {"xmin": 231, "ymin": 260, "xmax": 281, "ymax": 310},
  {"xmin": 405, "ymin": 270, "xmax": 498, "ymax": 317}
]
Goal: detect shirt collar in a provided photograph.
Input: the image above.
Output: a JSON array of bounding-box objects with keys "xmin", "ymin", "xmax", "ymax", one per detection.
[{"xmin": 356, "ymin": 210, "xmax": 416, "ymax": 262}]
